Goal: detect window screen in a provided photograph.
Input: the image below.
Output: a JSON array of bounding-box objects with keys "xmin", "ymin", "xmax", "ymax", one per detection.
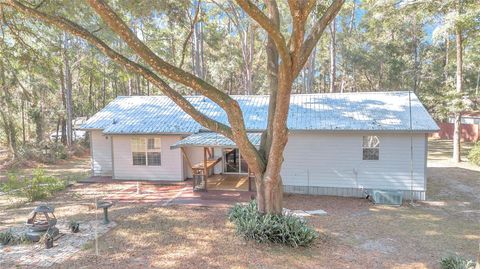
[
  {"xmin": 132, "ymin": 152, "xmax": 147, "ymax": 165},
  {"xmin": 147, "ymin": 152, "xmax": 161, "ymax": 166},
  {"xmin": 362, "ymin": 136, "xmax": 380, "ymax": 160},
  {"xmin": 147, "ymin": 138, "xmax": 161, "ymax": 150},
  {"xmin": 132, "ymin": 138, "xmax": 146, "ymax": 166},
  {"xmin": 132, "ymin": 137, "xmax": 161, "ymax": 166},
  {"xmin": 131, "ymin": 138, "xmax": 145, "ymax": 152}
]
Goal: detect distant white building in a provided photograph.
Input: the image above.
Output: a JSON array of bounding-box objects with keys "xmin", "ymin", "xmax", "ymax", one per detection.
[
  {"xmin": 80, "ymin": 91, "xmax": 438, "ymax": 200},
  {"xmin": 448, "ymin": 112, "xmax": 480, "ymax": 124}
]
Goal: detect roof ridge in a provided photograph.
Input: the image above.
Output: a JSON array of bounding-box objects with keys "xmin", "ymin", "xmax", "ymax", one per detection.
[{"xmin": 113, "ymin": 91, "xmax": 416, "ymax": 99}]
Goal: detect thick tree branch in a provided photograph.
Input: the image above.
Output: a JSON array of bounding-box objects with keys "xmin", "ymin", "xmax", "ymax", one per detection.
[
  {"xmin": 260, "ymin": 0, "xmax": 280, "ymax": 158},
  {"xmin": 85, "ymin": 0, "xmax": 233, "ymax": 109},
  {"xmin": 295, "ymin": 0, "xmax": 344, "ymax": 76},
  {"xmin": 235, "ymin": 0, "xmax": 291, "ymax": 67},
  {"xmin": 288, "ymin": 0, "xmax": 316, "ymax": 68},
  {"xmin": 3, "ymin": 0, "xmax": 266, "ymax": 173},
  {"xmin": 288, "ymin": 0, "xmax": 315, "ymax": 54},
  {"xmin": 2, "ymin": 0, "xmax": 233, "ymax": 139},
  {"xmin": 85, "ymin": 0, "xmax": 265, "ymax": 173}
]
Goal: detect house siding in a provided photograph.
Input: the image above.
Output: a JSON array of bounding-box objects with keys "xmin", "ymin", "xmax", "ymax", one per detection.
[
  {"xmin": 90, "ymin": 130, "xmax": 113, "ymax": 176},
  {"xmin": 112, "ymin": 135, "xmax": 184, "ymax": 181},
  {"xmin": 183, "ymin": 147, "xmax": 223, "ymax": 178},
  {"xmin": 281, "ymin": 132, "xmax": 427, "ymax": 198}
]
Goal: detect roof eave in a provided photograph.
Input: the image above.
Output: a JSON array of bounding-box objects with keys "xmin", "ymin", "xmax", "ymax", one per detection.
[{"xmin": 103, "ymin": 131, "xmax": 194, "ymax": 136}]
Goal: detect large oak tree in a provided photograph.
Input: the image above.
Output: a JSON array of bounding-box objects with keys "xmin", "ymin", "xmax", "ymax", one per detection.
[{"xmin": 2, "ymin": 0, "xmax": 344, "ymax": 214}]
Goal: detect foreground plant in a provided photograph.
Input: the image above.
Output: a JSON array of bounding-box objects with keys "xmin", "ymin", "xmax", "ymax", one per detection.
[
  {"xmin": 440, "ymin": 256, "xmax": 475, "ymax": 269},
  {"xmin": 0, "ymin": 230, "xmax": 14, "ymax": 245},
  {"xmin": 228, "ymin": 200, "xmax": 319, "ymax": 247},
  {"xmin": 68, "ymin": 220, "xmax": 80, "ymax": 233},
  {"xmin": 467, "ymin": 143, "xmax": 480, "ymax": 166}
]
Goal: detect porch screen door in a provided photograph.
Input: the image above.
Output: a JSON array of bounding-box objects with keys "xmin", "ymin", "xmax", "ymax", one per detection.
[{"xmin": 223, "ymin": 148, "xmax": 248, "ymax": 174}]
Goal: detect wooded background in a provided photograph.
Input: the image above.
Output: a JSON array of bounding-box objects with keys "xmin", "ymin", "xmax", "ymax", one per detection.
[{"xmin": 0, "ymin": 0, "xmax": 479, "ymax": 157}]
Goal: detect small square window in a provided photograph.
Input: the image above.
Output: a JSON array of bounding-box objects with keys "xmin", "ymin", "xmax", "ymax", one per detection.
[
  {"xmin": 131, "ymin": 138, "xmax": 145, "ymax": 152},
  {"xmin": 132, "ymin": 152, "xmax": 146, "ymax": 165},
  {"xmin": 363, "ymin": 136, "xmax": 380, "ymax": 148},
  {"xmin": 148, "ymin": 152, "xmax": 161, "ymax": 166},
  {"xmin": 363, "ymin": 148, "xmax": 379, "ymax": 160},
  {"xmin": 362, "ymin": 136, "xmax": 380, "ymax": 160},
  {"xmin": 148, "ymin": 138, "xmax": 161, "ymax": 150}
]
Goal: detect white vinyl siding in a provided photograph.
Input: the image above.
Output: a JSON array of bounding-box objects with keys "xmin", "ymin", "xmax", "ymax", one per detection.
[
  {"xmin": 183, "ymin": 146, "xmax": 222, "ymax": 178},
  {"xmin": 90, "ymin": 130, "xmax": 113, "ymax": 176},
  {"xmin": 281, "ymin": 132, "xmax": 426, "ymax": 192},
  {"xmin": 112, "ymin": 135, "xmax": 183, "ymax": 181}
]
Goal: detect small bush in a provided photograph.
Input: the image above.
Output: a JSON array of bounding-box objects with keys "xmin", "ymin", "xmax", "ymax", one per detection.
[
  {"xmin": 468, "ymin": 142, "xmax": 480, "ymax": 166},
  {"xmin": 228, "ymin": 200, "xmax": 319, "ymax": 247},
  {"xmin": 440, "ymin": 256, "xmax": 475, "ymax": 269},
  {"xmin": 15, "ymin": 142, "xmax": 69, "ymax": 165},
  {"xmin": 0, "ymin": 230, "xmax": 14, "ymax": 245},
  {"xmin": 0, "ymin": 168, "xmax": 67, "ymax": 202}
]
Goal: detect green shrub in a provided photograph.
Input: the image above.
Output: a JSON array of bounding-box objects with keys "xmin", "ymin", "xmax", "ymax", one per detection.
[
  {"xmin": 468, "ymin": 142, "xmax": 480, "ymax": 166},
  {"xmin": 0, "ymin": 230, "xmax": 14, "ymax": 245},
  {"xmin": 228, "ymin": 200, "xmax": 319, "ymax": 247},
  {"xmin": 15, "ymin": 142, "xmax": 69, "ymax": 165},
  {"xmin": 440, "ymin": 256, "xmax": 475, "ymax": 269},
  {"xmin": 0, "ymin": 230, "xmax": 31, "ymax": 246},
  {"xmin": 0, "ymin": 168, "xmax": 67, "ymax": 202}
]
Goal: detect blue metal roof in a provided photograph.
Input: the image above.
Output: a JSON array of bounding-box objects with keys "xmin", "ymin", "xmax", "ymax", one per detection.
[
  {"xmin": 80, "ymin": 91, "xmax": 439, "ymax": 134},
  {"xmin": 170, "ymin": 132, "xmax": 262, "ymax": 149}
]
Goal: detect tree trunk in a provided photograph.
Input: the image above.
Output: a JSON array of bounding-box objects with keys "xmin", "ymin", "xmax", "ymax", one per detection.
[
  {"xmin": 444, "ymin": 36, "xmax": 449, "ymax": 84},
  {"xmin": 329, "ymin": 19, "xmax": 336, "ymax": 93},
  {"xmin": 452, "ymin": 2, "xmax": 463, "ymax": 163},
  {"xmin": 412, "ymin": 15, "xmax": 419, "ymax": 93},
  {"xmin": 127, "ymin": 76, "xmax": 133, "ymax": 96},
  {"xmin": 0, "ymin": 110, "xmax": 17, "ymax": 159},
  {"xmin": 304, "ymin": 46, "xmax": 316, "ymax": 93},
  {"xmin": 59, "ymin": 63, "xmax": 67, "ymax": 145},
  {"xmin": 21, "ymin": 99, "xmax": 26, "ymax": 144},
  {"xmin": 55, "ymin": 118, "xmax": 60, "ymax": 143},
  {"xmin": 191, "ymin": 7, "xmax": 205, "ymax": 80},
  {"xmin": 62, "ymin": 33, "xmax": 74, "ymax": 147},
  {"xmin": 61, "ymin": 118, "xmax": 67, "ymax": 145},
  {"xmin": 102, "ymin": 66, "xmax": 107, "ymax": 106}
]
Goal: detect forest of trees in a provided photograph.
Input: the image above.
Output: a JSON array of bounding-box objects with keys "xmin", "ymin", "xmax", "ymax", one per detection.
[{"xmin": 0, "ymin": 0, "xmax": 479, "ymax": 159}]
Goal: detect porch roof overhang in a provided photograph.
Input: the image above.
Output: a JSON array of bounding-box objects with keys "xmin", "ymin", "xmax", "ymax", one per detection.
[{"xmin": 170, "ymin": 132, "xmax": 262, "ymax": 149}]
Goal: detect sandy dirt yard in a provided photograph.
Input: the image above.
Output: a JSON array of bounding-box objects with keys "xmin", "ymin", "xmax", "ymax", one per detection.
[{"xmin": 0, "ymin": 139, "xmax": 479, "ymax": 268}]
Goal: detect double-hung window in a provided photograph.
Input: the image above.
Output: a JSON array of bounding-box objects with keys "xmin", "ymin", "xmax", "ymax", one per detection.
[
  {"xmin": 362, "ymin": 136, "xmax": 380, "ymax": 160},
  {"xmin": 131, "ymin": 137, "xmax": 161, "ymax": 166}
]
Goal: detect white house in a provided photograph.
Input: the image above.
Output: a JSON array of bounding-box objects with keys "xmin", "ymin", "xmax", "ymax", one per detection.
[{"xmin": 80, "ymin": 91, "xmax": 438, "ymax": 200}]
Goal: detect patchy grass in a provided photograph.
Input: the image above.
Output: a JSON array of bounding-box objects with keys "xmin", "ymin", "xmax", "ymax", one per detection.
[{"xmin": 428, "ymin": 139, "xmax": 475, "ymax": 162}]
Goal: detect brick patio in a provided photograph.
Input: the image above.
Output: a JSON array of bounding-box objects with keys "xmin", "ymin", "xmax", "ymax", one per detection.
[{"xmin": 79, "ymin": 176, "xmax": 254, "ymax": 207}]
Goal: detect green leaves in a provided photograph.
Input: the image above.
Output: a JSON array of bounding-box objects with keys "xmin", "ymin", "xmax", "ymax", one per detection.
[
  {"xmin": 228, "ymin": 200, "xmax": 319, "ymax": 247},
  {"xmin": 440, "ymin": 256, "xmax": 476, "ymax": 269},
  {"xmin": 467, "ymin": 142, "xmax": 480, "ymax": 166},
  {"xmin": 0, "ymin": 168, "xmax": 67, "ymax": 202}
]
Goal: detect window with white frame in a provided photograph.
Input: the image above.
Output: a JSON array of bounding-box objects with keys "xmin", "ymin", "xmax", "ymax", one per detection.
[
  {"xmin": 131, "ymin": 137, "xmax": 161, "ymax": 166},
  {"xmin": 362, "ymin": 136, "xmax": 379, "ymax": 160}
]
